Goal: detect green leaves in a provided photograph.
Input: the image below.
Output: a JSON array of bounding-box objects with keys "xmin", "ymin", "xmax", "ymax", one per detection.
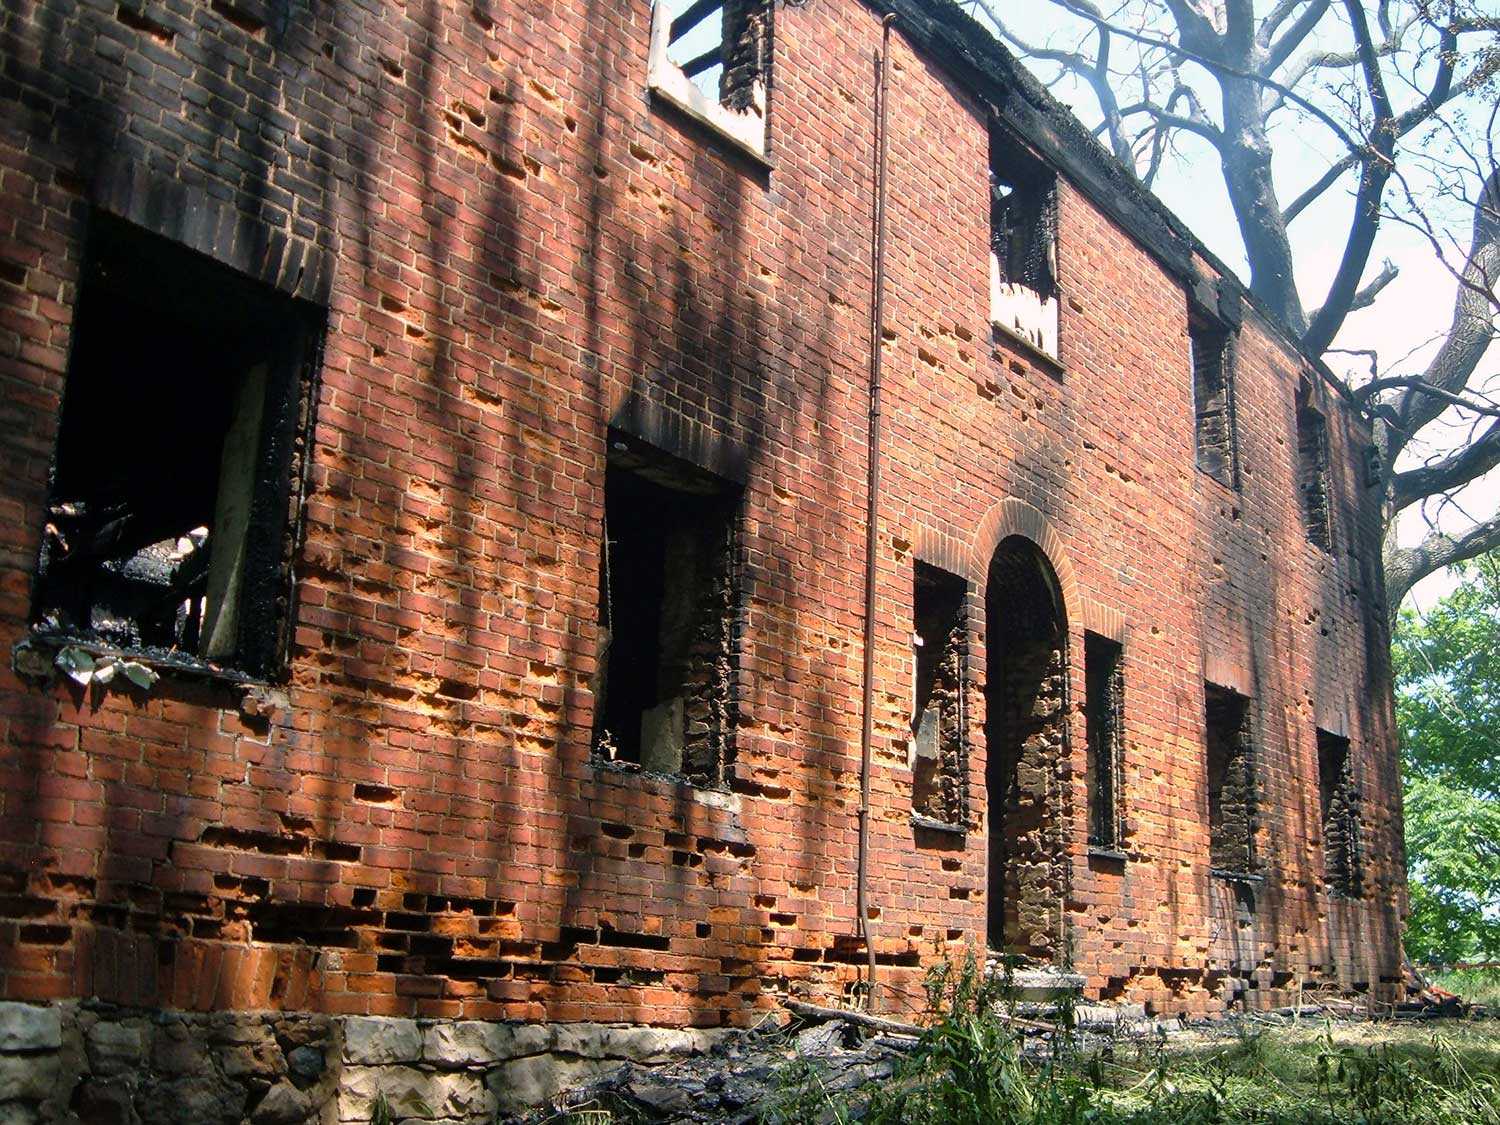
[{"xmin": 1394, "ymin": 554, "xmax": 1500, "ymax": 962}]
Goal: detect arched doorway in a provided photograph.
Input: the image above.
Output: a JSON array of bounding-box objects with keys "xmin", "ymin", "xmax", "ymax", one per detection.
[{"xmin": 985, "ymin": 535, "xmax": 1067, "ymax": 960}]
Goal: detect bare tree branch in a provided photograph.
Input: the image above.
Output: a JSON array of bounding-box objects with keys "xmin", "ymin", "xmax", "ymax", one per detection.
[
  {"xmin": 1264, "ymin": 0, "xmax": 1334, "ymax": 75},
  {"xmin": 1391, "ymin": 420, "xmax": 1500, "ymax": 512},
  {"xmin": 1284, "ymin": 42, "xmax": 1496, "ymax": 224},
  {"xmin": 1309, "ymin": 258, "xmax": 1399, "ymax": 323},
  {"xmin": 1387, "ymin": 513, "xmax": 1500, "ymax": 617},
  {"xmin": 1386, "ymin": 168, "xmax": 1500, "ymax": 462},
  {"xmin": 1301, "ymin": 0, "xmax": 1399, "ymax": 355}
]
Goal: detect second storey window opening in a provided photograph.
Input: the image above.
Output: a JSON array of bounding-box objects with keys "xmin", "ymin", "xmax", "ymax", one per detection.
[
  {"xmin": 593, "ymin": 437, "xmax": 741, "ymax": 787},
  {"xmin": 648, "ymin": 0, "xmax": 770, "ymax": 156},
  {"xmin": 1205, "ymin": 684, "xmax": 1256, "ymax": 876},
  {"xmin": 989, "ymin": 131, "xmax": 1059, "ymax": 360},
  {"xmin": 1084, "ymin": 633, "xmax": 1125, "ymax": 850},
  {"xmin": 1191, "ymin": 315, "xmax": 1238, "ymax": 488},
  {"xmin": 911, "ymin": 562, "xmax": 968, "ymax": 828},
  {"xmin": 1297, "ymin": 391, "xmax": 1334, "ymax": 550}
]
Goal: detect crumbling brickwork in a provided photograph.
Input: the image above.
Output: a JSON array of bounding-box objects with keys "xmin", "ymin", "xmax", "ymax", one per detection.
[{"xmin": 0, "ymin": 0, "xmax": 1402, "ymax": 1048}]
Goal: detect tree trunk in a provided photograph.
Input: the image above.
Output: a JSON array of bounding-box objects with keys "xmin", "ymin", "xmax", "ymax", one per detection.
[{"xmin": 1217, "ymin": 76, "xmax": 1306, "ymax": 334}]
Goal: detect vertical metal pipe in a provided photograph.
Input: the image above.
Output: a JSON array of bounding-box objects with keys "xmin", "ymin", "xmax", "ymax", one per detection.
[{"xmin": 856, "ymin": 11, "xmax": 896, "ymax": 1015}]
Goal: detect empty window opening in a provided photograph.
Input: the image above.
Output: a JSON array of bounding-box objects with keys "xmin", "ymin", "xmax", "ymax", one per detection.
[
  {"xmin": 1084, "ymin": 633, "xmax": 1124, "ymax": 850},
  {"xmin": 648, "ymin": 0, "xmax": 770, "ymax": 153},
  {"xmin": 1191, "ymin": 315, "xmax": 1238, "ymax": 488},
  {"xmin": 985, "ymin": 537, "xmax": 1067, "ymax": 961},
  {"xmin": 1297, "ymin": 392, "xmax": 1333, "ymax": 549},
  {"xmin": 593, "ymin": 437, "xmax": 739, "ymax": 786},
  {"xmin": 1318, "ymin": 730, "xmax": 1361, "ymax": 896},
  {"xmin": 989, "ymin": 131, "xmax": 1059, "ymax": 358},
  {"xmin": 1205, "ymin": 685, "xmax": 1255, "ymax": 875},
  {"xmin": 32, "ymin": 213, "xmax": 320, "ymax": 680},
  {"xmin": 911, "ymin": 562, "xmax": 967, "ymax": 827}
]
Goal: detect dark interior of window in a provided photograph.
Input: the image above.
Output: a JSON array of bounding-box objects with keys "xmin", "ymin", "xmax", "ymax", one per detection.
[
  {"xmin": 1318, "ymin": 730, "xmax": 1360, "ymax": 895},
  {"xmin": 1085, "ymin": 633, "xmax": 1124, "ymax": 850},
  {"xmin": 989, "ymin": 133, "xmax": 1057, "ymax": 297},
  {"xmin": 1297, "ymin": 393, "xmax": 1333, "ymax": 549},
  {"xmin": 594, "ymin": 438, "xmax": 739, "ymax": 785},
  {"xmin": 32, "ymin": 213, "xmax": 319, "ymax": 679},
  {"xmin": 1205, "ymin": 684, "xmax": 1254, "ymax": 874},
  {"xmin": 912, "ymin": 562, "xmax": 967, "ymax": 826},
  {"xmin": 1191, "ymin": 315, "xmax": 1237, "ymax": 488}
]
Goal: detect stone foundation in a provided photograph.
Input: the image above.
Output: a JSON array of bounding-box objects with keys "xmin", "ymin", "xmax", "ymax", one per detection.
[{"xmin": 0, "ymin": 1002, "xmax": 733, "ymax": 1124}]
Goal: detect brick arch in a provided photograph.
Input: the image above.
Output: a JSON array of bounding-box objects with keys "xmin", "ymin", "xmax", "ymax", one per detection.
[{"xmin": 968, "ymin": 498, "xmax": 1080, "ymax": 624}]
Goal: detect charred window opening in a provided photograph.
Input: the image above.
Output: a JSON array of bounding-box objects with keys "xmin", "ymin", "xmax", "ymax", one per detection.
[
  {"xmin": 1205, "ymin": 684, "xmax": 1255, "ymax": 875},
  {"xmin": 648, "ymin": 0, "xmax": 770, "ymax": 154},
  {"xmin": 593, "ymin": 436, "xmax": 740, "ymax": 786},
  {"xmin": 989, "ymin": 132, "xmax": 1058, "ymax": 357},
  {"xmin": 1191, "ymin": 315, "xmax": 1238, "ymax": 488},
  {"xmin": 1318, "ymin": 730, "xmax": 1361, "ymax": 896},
  {"xmin": 911, "ymin": 562, "xmax": 967, "ymax": 827},
  {"xmin": 1085, "ymin": 633, "xmax": 1124, "ymax": 850},
  {"xmin": 32, "ymin": 213, "xmax": 320, "ymax": 680},
  {"xmin": 1297, "ymin": 392, "xmax": 1333, "ymax": 550}
]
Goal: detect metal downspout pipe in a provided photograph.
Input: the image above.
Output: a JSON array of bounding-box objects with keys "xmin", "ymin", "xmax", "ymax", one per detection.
[{"xmin": 856, "ymin": 11, "xmax": 896, "ymax": 1015}]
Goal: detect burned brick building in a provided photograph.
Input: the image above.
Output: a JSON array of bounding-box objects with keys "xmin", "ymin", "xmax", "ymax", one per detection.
[{"xmin": 0, "ymin": 0, "xmax": 1404, "ymax": 1112}]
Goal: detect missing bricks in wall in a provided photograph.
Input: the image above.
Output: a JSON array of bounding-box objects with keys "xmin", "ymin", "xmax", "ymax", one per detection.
[
  {"xmin": 1190, "ymin": 314, "xmax": 1238, "ymax": 489},
  {"xmin": 593, "ymin": 433, "xmax": 741, "ymax": 787},
  {"xmin": 1084, "ymin": 632, "xmax": 1124, "ymax": 851},
  {"xmin": 30, "ymin": 212, "xmax": 322, "ymax": 682},
  {"xmin": 1205, "ymin": 684, "xmax": 1256, "ymax": 876},
  {"xmin": 911, "ymin": 561, "xmax": 967, "ymax": 827},
  {"xmin": 1318, "ymin": 729, "xmax": 1361, "ymax": 897}
]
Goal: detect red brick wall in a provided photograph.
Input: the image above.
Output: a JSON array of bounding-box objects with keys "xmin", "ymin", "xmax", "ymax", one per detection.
[{"xmin": 0, "ymin": 0, "xmax": 1402, "ymax": 1024}]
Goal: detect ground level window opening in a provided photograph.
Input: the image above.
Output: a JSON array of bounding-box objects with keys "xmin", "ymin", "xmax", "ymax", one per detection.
[
  {"xmin": 32, "ymin": 213, "xmax": 321, "ymax": 680},
  {"xmin": 593, "ymin": 436, "xmax": 740, "ymax": 786}
]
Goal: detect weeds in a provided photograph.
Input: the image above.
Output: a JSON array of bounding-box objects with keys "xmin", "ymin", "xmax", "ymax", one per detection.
[
  {"xmin": 1434, "ymin": 966, "xmax": 1500, "ymax": 1008},
  {"xmin": 776, "ymin": 956, "xmax": 1500, "ymax": 1123}
]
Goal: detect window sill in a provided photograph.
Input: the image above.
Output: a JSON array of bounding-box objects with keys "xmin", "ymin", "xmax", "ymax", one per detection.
[
  {"xmin": 1210, "ymin": 867, "xmax": 1264, "ymax": 886},
  {"xmin": 910, "ymin": 813, "xmax": 966, "ymax": 836},
  {"xmin": 587, "ymin": 756, "xmax": 741, "ymax": 811},
  {"xmin": 647, "ymin": 86, "xmax": 773, "ymax": 171},
  {"xmin": 1087, "ymin": 845, "xmax": 1127, "ymax": 863},
  {"xmin": 990, "ymin": 320, "xmax": 1064, "ymax": 378},
  {"xmin": 16, "ymin": 630, "xmax": 268, "ymax": 689}
]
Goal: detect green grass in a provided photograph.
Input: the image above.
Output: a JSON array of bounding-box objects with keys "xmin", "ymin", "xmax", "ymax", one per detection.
[
  {"xmin": 1432, "ymin": 967, "xmax": 1500, "ymax": 1008},
  {"xmin": 762, "ymin": 957, "xmax": 1500, "ymax": 1124},
  {"xmin": 844, "ymin": 1021, "xmax": 1500, "ymax": 1124}
]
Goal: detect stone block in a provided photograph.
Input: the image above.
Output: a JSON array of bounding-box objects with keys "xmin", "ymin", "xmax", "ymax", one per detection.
[
  {"xmin": 251, "ymin": 1080, "xmax": 312, "ymax": 1125},
  {"xmin": 153, "ymin": 1024, "xmax": 209, "ymax": 1076},
  {"xmin": 0, "ymin": 1004, "xmax": 61, "ymax": 1052},
  {"xmin": 86, "ymin": 1022, "xmax": 148, "ymax": 1077},
  {"xmin": 485, "ymin": 1055, "xmax": 617, "ymax": 1115},
  {"xmin": 421, "ymin": 1021, "xmax": 547, "ymax": 1066},
  {"xmin": 0, "ymin": 1054, "xmax": 59, "ymax": 1103},
  {"xmin": 338, "ymin": 1066, "xmax": 493, "ymax": 1121},
  {"xmin": 137, "ymin": 1073, "xmax": 248, "ymax": 1125},
  {"xmin": 287, "ymin": 1044, "xmax": 326, "ymax": 1082},
  {"xmin": 342, "ymin": 1017, "xmax": 421, "ymax": 1064}
]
